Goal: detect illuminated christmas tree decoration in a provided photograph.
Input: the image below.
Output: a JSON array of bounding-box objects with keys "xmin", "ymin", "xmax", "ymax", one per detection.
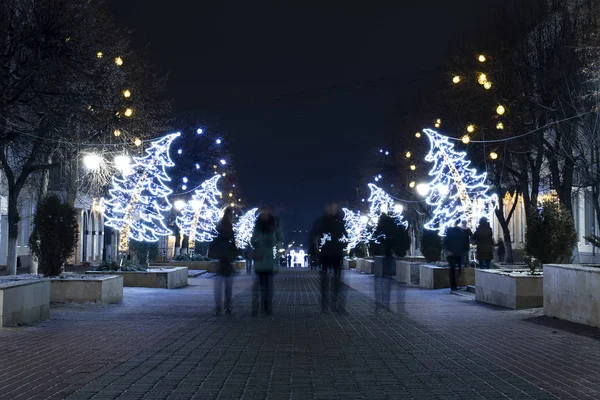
[
  {"xmin": 342, "ymin": 209, "xmax": 368, "ymax": 251},
  {"xmin": 176, "ymin": 175, "xmax": 222, "ymax": 252},
  {"xmin": 113, "ymin": 155, "xmax": 131, "ymax": 172},
  {"xmin": 422, "ymin": 129, "xmax": 497, "ymax": 235},
  {"xmin": 233, "ymin": 208, "xmax": 258, "ymax": 249},
  {"xmin": 103, "ymin": 132, "xmax": 180, "ymax": 253},
  {"xmin": 174, "ymin": 200, "xmax": 186, "ymax": 210}
]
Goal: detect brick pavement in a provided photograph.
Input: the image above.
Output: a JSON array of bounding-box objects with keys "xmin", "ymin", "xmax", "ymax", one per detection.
[{"xmin": 0, "ymin": 269, "xmax": 599, "ymax": 399}]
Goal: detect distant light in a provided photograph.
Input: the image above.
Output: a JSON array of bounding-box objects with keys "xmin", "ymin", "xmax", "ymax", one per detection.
[
  {"xmin": 196, "ymin": 128, "xmax": 203, "ymax": 134},
  {"xmin": 436, "ymin": 118, "xmax": 441, "ymax": 124},
  {"xmin": 416, "ymin": 183, "xmax": 430, "ymax": 196},
  {"xmin": 113, "ymin": 129, "xmax": 121, "ymax": 137},
  {"xmin": 405, "ymin": 151, "xmax": 411, "ymax": 158},
  {"xmin": 410, "ymin": 165, "xmax": 416, "ymax": 171},
  {"xmin": 452, "ymin": 75, "xmax": 461, "ymax": 84},
  {"xmin": 83, "ymin": 154, "xmax": 102, "ymax": 170},
  {"xmin": 496, "ymin": 122, "xmax": 504, "ymax": 130},
  {"xmin": 434, "ymin": 123, "xmax": 440, "ymax": 128},
  {"xmin": 222, "ymin": 173, "xmax": 226, "ymax": 177},
  {"xmin": 384, "ymin": 151, "xmax": 389, "ymax": 156},
  {"xmin": 182, "ymin": 185, "xmax": 187, "ymax": 190},
  {"xmin": 123, "ymin": 89, "xmax": 131, "ymax": 98},
  {"xmin": 490, "ymin": 151, "xmax": 498, "ymax": 160},
  {"xmin": 216, "ymin": 139, "xmax": 222, "ymax": 144},
  {"xmin": 374, "ymin": 177, "xmax": 379, "ymax": 182},
  {"xmin": 174, "ymin": 200, "xmax": 186, "ymax": 210},
  {"xmin": 195, "ymin": 163, "xmax": 200, "ymax": 169},
  {"xmin": 361, "ymin": 198, "xmax": 365, "ymax": 202},
  {"xmin": 124, "ymin": 108, "xmax": 134, "ymax": 117},
  {"xmin": 379, "ymin": 149, "xmax": 383, "ymax": 153},
  {"xmin": 378, "ymin": 174, "xmax": 382, "ymax": 179},
  {"xmin": 467, "ymin": 124, "xmax": 475, "ymax": 133},
  {"xmin": 478, "ymin": 54, "xmax": 486, "ymax": 62},
  {"xmin": 115, "ymin": 56, "xmax": 123, "ymax": 66},
  {"xmin": 496, "ymin": 105, "xmax": 506, "ymax": 115},
  {"xmin": 483, "ymin": 81, "xmax": 492, "ymax": 90},
  {"xmin": 177, "ymin": 149, "xmax": 183, "ymax": 155},
  {"xmin": 478, "ymin": 73, "xmax": 487, "ymax": 85},
  {"xmin": 182, "ymin": 177, "xmax": 188, "ymax": 183},
  {"xmin": 229, "ymin": 193, "xmax": 233, "ymax": 197},
  {"xmin": 415, "ymin": 132, "xmax": 421, "ymax": 138},
  {"xmin": 114, "ymin": 155, "xmax": 131, "ymax": 171},
  {"xmin": 134, "ymin": 138, "xmax": 142, "ymax": 147},
  {"xmin": 220, "ymin": 159, "xmax": 226, "ymax": 165},
  {"xmin": 462, "ymin": 135, "xmax": 471, "ymax": 144},
  {"xmin": 96, "ymin": 51, "xmax": 103, "ymax": 58},
  {"xmin": 409, "ymin": 181, "xmax": 416, "ymax": 188}
]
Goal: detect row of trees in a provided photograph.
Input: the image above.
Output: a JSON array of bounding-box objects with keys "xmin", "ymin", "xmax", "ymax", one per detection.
[{"xmin": 361, "ymin": 0, "xmax": 600, "ymax": 263}]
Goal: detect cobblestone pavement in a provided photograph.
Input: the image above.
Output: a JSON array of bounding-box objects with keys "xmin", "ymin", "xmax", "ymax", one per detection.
[{"xmin": 1, "ymin": 269, "xmax": 600, "ymax": 399}]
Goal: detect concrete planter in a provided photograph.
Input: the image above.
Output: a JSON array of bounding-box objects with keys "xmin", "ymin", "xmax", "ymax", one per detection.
[
  {"xmin": 233, "ymin": 260, "xmax": 246, "ymax": 271},
  {"xmin": 343, "ymin": 258, "xmax": 357, "ymax": 270},
  {"xmin": 544, "ymin": 264, "xmax": 600, "ymax": 328},
  {"xmin": 395, "ymin": 260, "xmax": 421, "ymax": 285},
  {"xmin": 155, "ymin": 261, "xmax": 219, "ymax": 273},
  {"xmin": 0, "ymin": 279, "xmax": 50, "ymax": 327},
  {"xmin": 50, "ymin": 274, "xmax": 123, "ymax": 303},
  {"xmin": 475, "ymin": 269, "xmax": 543, "ymax": 309},
  {"xmin": 364, "ymin": 259, "xmax": 374, "ymax": 275},
  {"xmin": 355, "ymin": 258, "xmax": 366, "ymax": 272},
  {"xmin": 419, "ymin": 264, "xmax": 475, "ymax": 289},
  {"xmin": 87, "ymin": 267, "xmax": 188, "ymax": 289}
]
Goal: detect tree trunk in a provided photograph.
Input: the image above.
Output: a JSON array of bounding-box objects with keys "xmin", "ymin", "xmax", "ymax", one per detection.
[
  {"xmin": 6, "ymin": 192, "xmax": 19, "ymax": 275},
  {"xmin": 501, "ymin": 224, "xmax": 515, "ymax": 264},
  {"xmin": 66, "ymin": 158, "xmax": 78, "ymax": 207}
]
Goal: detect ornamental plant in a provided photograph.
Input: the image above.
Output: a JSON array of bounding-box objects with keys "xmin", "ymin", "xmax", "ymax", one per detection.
[
  {"xmin": 525, "ymin": 201, "xmax": 577, "ymax": 264},
  {"xmin": 420, "ymin": 229, "xmax": 443, "ymax": 262}
]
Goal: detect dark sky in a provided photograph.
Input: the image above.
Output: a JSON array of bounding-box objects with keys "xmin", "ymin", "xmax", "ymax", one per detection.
[{"xmin": 108, "ymin": 0, "xmax": 498, "ymax": 239}]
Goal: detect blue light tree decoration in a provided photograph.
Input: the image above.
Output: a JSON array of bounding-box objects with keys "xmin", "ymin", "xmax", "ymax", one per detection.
[
  {"xmin": 104, "ymin": 132, "xmax": 180, "ymax": 254},
  {"xmin": 233, "ymin": 208, "xmax": 258, "ymax": 250},
  {"xmin": 176, "ymin": 175, "xmax": 222, "ymax": 253},
  {"xmin": 422, "ymin": 128, "xmax": 497, "ymax": 235}
]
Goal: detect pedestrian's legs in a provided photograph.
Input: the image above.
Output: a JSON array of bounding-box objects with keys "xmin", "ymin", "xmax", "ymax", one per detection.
[
  {"xmin": 321, "ymin": 262, "xmax": 330, "ymax": 311},
  {"xmin": 382, "ymin": 277, "xmax": 391, "ymax": 309},
  {"xmin": 264, "ymin": 272, "xmax": 273, "ymax": 315},
  {"xmin": 251, "ymin": 273, "xmax": 259, "ymax": 315},
  {"xmin": 214, "ymin": 275, "xmax": 222, "ymax": 314},
  {"xmin": 332, "ymin": 262, "xmax": 341, "ymax": 310},
  {"xmin": 224, "ymin": 276, "xmax": 232, "ymax": 313},
  {"xmin": 448, "ymin": 256, "xmax": 458, "ymax": 290}
]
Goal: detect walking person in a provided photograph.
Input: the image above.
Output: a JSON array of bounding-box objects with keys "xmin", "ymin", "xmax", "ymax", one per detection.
[
  {"xmin": 472, "ymin": 217, "xmax": 494, "ymax": 269},
  {"xmin": 209, "ymin": 207, "xmax": 238, "ymax": 315},
  {"xmin": 444, "ymin": 221, "xmax": 467, "ymax": 291},
  {"xmin": 251, "ymin": 208, "xmax": 282, "ymax": 316},
  {"xmin": 313, "ymin": 203, "xmax": 348, "ymax": 313},
  {"xmin": 459, "ymin": 219, "xmax": 473, "ymax": 267},
  {"xmin": 245, "ymin": 246, "xmax": 254, "ymax": 274},
  {"xmin": 497, "ymin": 239, "xmax": 506, "ymax": 263}
]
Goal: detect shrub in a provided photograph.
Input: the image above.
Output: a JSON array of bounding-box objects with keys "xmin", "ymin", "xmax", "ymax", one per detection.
[
  {"xmin": 525, "ymin": 201, "xmax": 577, "ymax": 263},
  {"xmin": 420, "ymin": 229, "xmax": 443, "ymax": 262},
  {"xmin": 96, "ymin": 260, "xmax": 146, "ymax": 272},
  {"xmin": 129, "ymin": 241, "xmax": 158, "ymax": 266},
  {"xmin": 29, "ymin": 196, "xmax": 79, "ymax": 277}
]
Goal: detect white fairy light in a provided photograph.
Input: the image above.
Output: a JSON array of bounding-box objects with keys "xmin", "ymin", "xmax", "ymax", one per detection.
[{"xmin": 83, "ymin": 153, "xmax": 102, "ymax": 171}]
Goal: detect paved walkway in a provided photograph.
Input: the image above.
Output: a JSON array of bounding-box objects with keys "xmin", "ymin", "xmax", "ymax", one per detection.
[{"xmin": 1, "ymin": 269, "xmax": 599, "ymax": 399}]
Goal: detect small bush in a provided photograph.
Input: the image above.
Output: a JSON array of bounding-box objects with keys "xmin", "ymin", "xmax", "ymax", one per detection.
[
  {"xmin": 129, "ymin": 241, "xmax": 158, "ymax": 266},
  {"xmin": 525, "ymin": 201, "xmax": 577, "ymax": 264},
  {"xmin": 96, "ymin": 260, "xmax": 147, "ymax": 272},
  {"xmin": 174, "ymin": 253, "xmax": 214, "ymax": 262},
  {"xmin": 420, "ymin": 229, "xmax": 443, "ymax": 262},
  {"xmin": 29, "ymin": 196, "xmax": 79, "ymax": 277}
]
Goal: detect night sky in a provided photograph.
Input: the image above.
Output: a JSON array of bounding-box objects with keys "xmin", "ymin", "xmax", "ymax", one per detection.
[{"xmin": 108, "ymin": 0, "xmax": 499, "ymax": 240}]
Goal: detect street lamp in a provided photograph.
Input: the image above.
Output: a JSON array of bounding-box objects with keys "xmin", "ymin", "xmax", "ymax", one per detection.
[
  {"xmin": 416, "ymin": 183, "xmax": 430, "ymax": 197},
  {"xmin": 174, "ymin": 200, "xmax": 186, "ymax": 211},
  {"xmin": 83, "ymin": 153, "xmax": 102, "ymax": 170}
]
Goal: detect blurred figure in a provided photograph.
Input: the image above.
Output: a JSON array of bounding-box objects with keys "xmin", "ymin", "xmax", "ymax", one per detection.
[
  {"xmin": 497, "ymin": 239, "xmax": 506, "ymax": 263},
  {"xmin": 472, "ymin": 217, "xmax": 494, "ymax": 269},
  {"xmin": 444, "ymin": 221, "xmax": 467, "ymax": 291},
  {"xmin": 313, "ymin": 203, "xmax": 348, "ymax": 313},
  {"xmin": 210, "ymin": 207, "xmax": 238, "ymax": 315},
  {"xmin": 286, "ymin": 253, "xmax": 292, "ymax": 268},
  {"xmin": 459, "ymin": 219, "xmax": 473, "ymax": 267},
  {"xmin": 251, "ymin": 208, "xmax": 282, "ymax": 316},
  {"xmin": 245, "ymin": 246, "xmax": 254, "ymax": 274}
]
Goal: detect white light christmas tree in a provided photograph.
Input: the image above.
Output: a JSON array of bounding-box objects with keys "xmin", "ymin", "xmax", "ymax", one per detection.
[
  {"xmin": 103, "ymin": 132, "xmax": 180, "ymax": 253},
  {"xmin": 342, "ymin": 184, "xmax": 407, "ymax": 250},
  {"xmin": 234, "ymin": 208, "xmax": 258, "ymax": 249},
  {"xmin": 422, "ymin": 129, "xmax": 497, "ymax": 235},
  {"xmin": 176, "ymin": 175, "xmax": 222, "ymax": 253}
]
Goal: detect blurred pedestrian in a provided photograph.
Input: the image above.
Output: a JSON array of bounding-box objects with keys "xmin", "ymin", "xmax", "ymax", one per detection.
[
  {"xmin": 313, "ymin": 203, "xmax": 348, "ymax": 313},
  {"xmin": 209, "ymin": 207, "xmax": 238, "ymax": 315},
  {"xmin": 251, "ymin": 208, "xmax": 282, "ymax": 316},
  {"xmin": 472, "ymin": 217, "xmax": 494, "ymax": 269},
  {"xmin": 245, "ymin": 246, "xmax": 254, "ymax": 274},
  {"xmin": 497, "ymin": 239, "xmax": 506, "ymax": 263},
  {"xmin": 444, "ymin": 221, "xmax": 467, "ymax": 291},
  {"xmin": 459, "ymin": 219, "xmax": 473, "ymax": 267}
]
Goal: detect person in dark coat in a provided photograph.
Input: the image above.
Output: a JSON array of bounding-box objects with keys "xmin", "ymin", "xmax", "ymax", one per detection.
[
  {"xmin": 212, "ymin": 207, "xmax": 238, "ymax": 315},
  {"xmin": 459, "ymin": 219, "xmax": 473, "ymax": 267},
  {"xmin": 497, "ymin": 239, "xmax": 506, "ymax": 263},
  {"xmin": 472, "ymin": 217, "xmax": 494, "ymax": 269},
  {"xmin": 444, "ymin": 221, "xmax": 467, "ymax": 291},
  {"xmin": 312, "ymin": 203, "xmax": 348, "ymax": 313}
]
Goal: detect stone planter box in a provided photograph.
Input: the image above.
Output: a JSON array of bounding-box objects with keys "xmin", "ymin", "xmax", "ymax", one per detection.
[
  {"xmin": 475, "ymin": 269, "xmax": 542, "ymax": 309},
  {"xmin": 364, "ymin": 259, "xmax": 374, "ymax": 274},
  {"xmin": 396, "ymin": 260, "xmax": 421, "ymax": 285},
  {"xmin": 87, "ymin": 267, "xmax": 188, "ymax": 289},
  {"xmin": 0, "ymin": 279, "xmax": 50, "ymax": 327},
  {"xmin": 419, "ymin": 264, "xmax": 474, "ymax": 289},
  {"xmin": 50, "ymin": 274, "xmax": 123, "ymax": 303},
  {"xmin": 233, "ymin": 261, "xmax": 246, "ymax": 271},
  {"xmin": 343, "ymin": 258, "xmax": 356, "ymax": 270},
  {"xmin": 155, "ymin": 261, "xmax": 219, "ymax": 273},
  {"xmin": 544, "ymin": 264, "xmax": 600, "ymax": 328},
  {"xmin": 355, "ymin": 258, "xmax": 365, "ymax": 272}
]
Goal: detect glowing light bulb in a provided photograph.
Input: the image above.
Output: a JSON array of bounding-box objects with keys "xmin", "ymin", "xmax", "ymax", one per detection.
[
  {"xmin": 196, "ymin": 128, "xmax": 203, "ymax": 134},
  {"xmin": 462, "ymin": 135, "xmax": 471, "ymax": 144},
  {"xmin": 409, "ymin": 181, "xmax": 416, "ymax": 188},
  {"xmin": 496, "ymin": 122, "xmax": 504, "ymax": 130},
  {"xmin": 133, "ymin": 138, "xmax": 142, "ymax": 147},
  {"xmin": 483, "ymin": 81, "xmax": 492, "ymax": 90},
  {"xmin": 174, "ymin": 200, "xmax": 186, "ymax": 211},
  {"xmin": 216, "ymin": 139, "xmax": 222, "ymax": 144},
  {"xmin": 490, "ymin": 151, "xmax": 498, "ymax": 160},
  {"xmin": 452, "ymin": 75, "xmax": 461, "ymax": 84},
  {"xmin": 410, "ymin": 165, "xmax": 416, "ymax": 171},
  {"xmin": 124, "ymin": 108, "xmax": 134, "ymax": 117},
  {"xmin": 96, "ymin": 51, "xmax": 103, "ymax": 58},
  {"xmin": 360, "ymin": 215, "xmax": 369, "ymax": 224},
  {"xmin": 222, "ymin": 173, "xmax": 226, "ymax": 177},
  {"xmin": 195, "ymin": 163, "xmax": 200, "ymax": 169},
  {"xmin": 436, "ymin": 118, "xmax": 442, "ymax": 124},
  {"xmin": 229, "ymin": 193, "xmax": 233, "ymax": 197},
  {"xmin": 379, "ymin": 149, "xmax": 383, "ymax": 153},
  {"xmin": 123, "ymin": 89, "xmax": 131, "ymax": 98},
  {"xmin": 182, "ymin": 185, "xmax": 187, "ymax": 190},
  {"xmin": 113, "ymin": 129, "xmax": 121, "ymax": 137},
  {"xmin": 416, "ymin": 183, "xmax": 430, "ymax": 196},
  {"xmin": 378, "ymin": 174, "xmax": 382, "ymax": 179},
  {"xmin": 405, "ymin": 151, "xmax": 412, "ymax": 158},
  {"xmin": 213, "ymin": 165, "xmax": 217, "ymax": 169},
  {"xmin": 435, "ymin": 123, "xmax": 440, "ymax": 128},
  {"xmin": 182, "ymin": 177, "xmax": 188, "ymax": 183},
  {"xmin": 115, "ymin": 56, "xmax": 123, "ymax": 66},
  {"xmin": 385, "ymin": 151, "xmax": 389, "ymax": 156},
  {"xmin": 467, "ymin": 124, "xmax": 475, "ymax": 133},
  {"xmin": 496, "ymin": 105, "xmax": 506, "ymax": 115},
  {"xmin": 220, "ymin": 159, "xmax": 227, "ymax": 165},
  {"xmin": 478, "ymin": 73, "xmax": 487, "ymax": 85},
  {"xmin": 415, "ymin": 132, "xmax": 421, "ymax": 138},
  {"xmin": 177, "ymin": 149, "xmax": 183, "ymax": 155},
  {"xmin": 83, "ymin": 154, "xmax": 102, "ymax": 170},
  {"xmin": 478, "ymin": 54, "xmax": 486, "ymax": 62},
  {"xmin": 113, "ymin": 155, "xmax": 131, "ymax": 171}
]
